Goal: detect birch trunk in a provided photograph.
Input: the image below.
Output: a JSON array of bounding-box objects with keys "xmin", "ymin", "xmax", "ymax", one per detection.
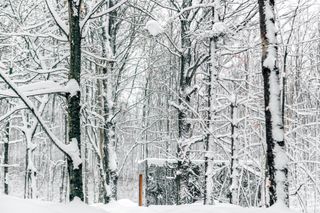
[
  {"xmin": 229, "ymin": 99, "xmax": 240, "ymax": 205},
  {"xmin": 258, "ymin": 0, "xmax": 289, "ymax": 206}
]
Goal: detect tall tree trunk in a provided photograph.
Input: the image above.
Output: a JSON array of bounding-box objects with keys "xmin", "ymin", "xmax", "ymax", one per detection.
[
  {"xmin": 3, "ymin": 121, "xmax": 9, "ymax": 195},
  {"xmin": 67, "ymin": 0, "xmax": 83, "ymax": 201},
  {"xmin": 96, "ymin": 66, "xmax": 109, "ymax": 203},
  {"xmin": 258, "ymin": 0, "xmax": 289, "ymax": 206},
  {"xmin": 204, "ymin": 36, "xmax": 217, "ymax": 205},
  {"xmin": 176, "ymin": 0, "xmax": 193, "ymax": 205},
  {"xmin": 142, "ymin": 74, "xmax": 151, "ymax": 206},
  {"xmin": 204, "ymin": 1, "xmax": 221, "ymax": 205},
  {"xmin": 84, "ymin": 136, "xmax": 89, "ymax": 204},
  {"xmin": 101, "ymin": 0, "xmax": 119, "ymax": 203},
  {"xmin": 107, "ymin": 1, "xmax": 119, "ymax": 200},
  {"xmin": 3, "ymin": 67, "xmax": 12, "ymax": 195},
  {"xmin": 24, "ymin": 143, "xmax": 29, "ymax": 199},
  {"xmin": 229, "ymin": 99, "xmax": 240, "ymax": 205}
]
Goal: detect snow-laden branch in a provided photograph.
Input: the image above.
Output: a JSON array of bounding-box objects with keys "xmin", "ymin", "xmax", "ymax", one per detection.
[
  {"xmin": 45, "ymin": 0, "xmax": 69, "ymax": 37},
  {"xmin": 0, "ymin": 79, "xmax": 80, "ymax": 99},
  {"xmin": 167, "ymin": 3, "xmax": 215, "ymax": 23},
  {"xmin": 0, "ymin": 71, "xmax": 81, "ymax": 169},
  {"xmin": 0, "ymin": 32, "xmax": 67, "ymax": 42},
  {"xmin": 179, "ymin": 135, "xmax": 205, "ymax": 148},
  {"xmin": 0, "ymin": 105, "xmax": 26, "ymax": 122},
  {"xmin": 80, "ymin": 0, "xmax": 128, "ymax": 31}
]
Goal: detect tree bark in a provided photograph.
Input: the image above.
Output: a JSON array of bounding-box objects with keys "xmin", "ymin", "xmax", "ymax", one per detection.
[
  {"xmin": 67, "ymin": 0, "xmax": 83, "ymax": 201},
  {"xmin": 204, "ymin": 1, "xmax": 221, "ymax": 205},
  {"xmin": 101, "ymin": 0, "xmax": 119, "ymax": 203},
  {"xmin": 3, "ymin": 67, "xmax": 12, "ymax": 195},
  {"xmin": 3, "ymin": 121, "xmax": 9, "ymax": 195},
  {"xmin": 229, "ymin": 100, "xmax": 240, "ymax": 205},
  {"xmin": 176, "ymin": 0, "xmax": 193, "ymax": 205},
  {"xmin": 258, "ymin": 0, "xmax": 289, "ymax": 206}
]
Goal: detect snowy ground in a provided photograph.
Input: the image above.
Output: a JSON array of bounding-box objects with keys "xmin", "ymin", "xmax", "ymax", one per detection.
[{"xmin": 0, "ymin": 195, "xmax": 297, "ymax": 213}]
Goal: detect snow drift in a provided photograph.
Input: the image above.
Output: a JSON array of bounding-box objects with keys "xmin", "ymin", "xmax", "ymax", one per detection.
[
  {"xmin": 0, "ymin": 195, "xmax": 297, "ymax": 213},
  {"xmin": 0, "ymin": 195, "xmax": 105, "ymax": 213}
]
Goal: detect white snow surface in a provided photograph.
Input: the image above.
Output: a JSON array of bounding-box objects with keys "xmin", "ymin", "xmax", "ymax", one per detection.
[
  {"xmin": 145, "ymin": 20, "xmax": 163, "ymax": 36},
  {"xmin": 0, "ymin": 195, "xmax": 105, "ymax": 213},
  {"xmin": 0, "ymin": 195, "xmax": 297, "ymax": 213}
]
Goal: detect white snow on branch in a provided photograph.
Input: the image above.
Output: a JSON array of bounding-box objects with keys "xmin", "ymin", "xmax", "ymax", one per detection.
[
  {"xmin": 168, "ymin": 100, "xmax": 185, "ymax": 112},
  {"xmin": 184, "ymin": 85, "xmax": 199, "ymax": 97},
  {"xmin": 0, "ymin": 105, "xmax": 26, "ymax": 122},
  {"xmin": 0, "ymin": 71, "xmax": 82, "ymax": 169},
  {"xmin": 45, "ymin": 0, "xmax": 69, "ymax": 36},
  {"xmin": 0, "ymin": 80, "xmax": 81, "ymax": 98},
  {"xmin": 145, "ymin": 20, "xmax": 163, "ymax": 36},
  {"xmin": 211, "ymin": 22, "xmax": 228, "ymax": 37},
  {"xmin": 0, "ymin": 61, "xmax": 6, "ymax": 69},
  {"xmin": 179, "ymin": 135, "xmax": 205, "ymax": 148},
  {"xmin": 0, "ymin": 164, "xmax": 20, "ymax": 167}
]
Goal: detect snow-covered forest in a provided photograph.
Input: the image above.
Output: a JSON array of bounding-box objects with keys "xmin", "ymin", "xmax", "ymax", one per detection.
[{"xmin": 0, "ymin": 0, "xmax": 319, "ymax": 212}]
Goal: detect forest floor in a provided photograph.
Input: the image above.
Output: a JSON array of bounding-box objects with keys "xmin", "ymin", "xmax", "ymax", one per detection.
[{"xmin": 0, "ymin": 194, "xmax": 297, "ymax": 213}]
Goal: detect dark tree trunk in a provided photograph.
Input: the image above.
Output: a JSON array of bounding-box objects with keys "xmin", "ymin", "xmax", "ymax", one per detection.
[
  {"xmin": 67, "ymin": 0, "xmax": 83, "ymax": 201},
  {"xmin": 258, "ymin": 0, "xmax": 289, "ymax": 206},
  {"xmin": 3, "ymin": 118, "xmax": 9, "ymax": 195},
  {"xmin": 176, "ymin": 0, "xmax": 193, "ymax": 205}
]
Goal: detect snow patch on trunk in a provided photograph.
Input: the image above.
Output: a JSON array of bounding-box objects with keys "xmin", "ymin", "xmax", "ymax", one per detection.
[
  {"xmin": 67, "ymin": 138, "xmax": 82, "ymax": 169},
  {"xmin": 263, "ymin": 0, "xmax": 288, "ymax": 205},
  {"xmin": 66, "ymin": 79, "xmax": 80, "ymax": 97}
]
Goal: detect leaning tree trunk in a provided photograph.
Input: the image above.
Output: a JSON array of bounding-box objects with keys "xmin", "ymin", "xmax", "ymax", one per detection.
[
  {"xmin": 258, "ymin": 0, "xmax": 289, "ymax": 206},
  {"xmin": 67, "ymin": 0, "xmax": 83, "ymax": 201}
]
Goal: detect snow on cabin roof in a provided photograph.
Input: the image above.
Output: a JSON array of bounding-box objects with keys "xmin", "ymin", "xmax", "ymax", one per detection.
[
  {"xmin": 138, "ymin": 158, "xmax": 225, "ymax": 166},
  {"xmin": 138, "ymin": 158, "xmax": 261, "ymax": 177}
]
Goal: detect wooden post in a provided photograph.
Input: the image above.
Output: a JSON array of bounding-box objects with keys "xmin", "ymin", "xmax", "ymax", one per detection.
[{"xmin": 139, "ymin": 174, "xmax": 143, "ymax": 206}]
